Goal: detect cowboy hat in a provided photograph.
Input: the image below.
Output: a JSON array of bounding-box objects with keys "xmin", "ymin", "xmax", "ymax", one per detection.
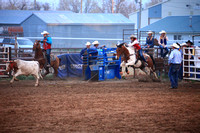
[
  {"xmin": 147, "ymin": 31, "xmax": 153, "ymax": 34},
  {"xmin": 159, "ymin": 30, "xmax": 167, "ymax": 34},
  {"xmin": 129, "ymin": 34, "xmax": 136, "ymax": 39},
  {"xmin": 85, "ymin": 42, "xmax": 91, "ymax": 46},
  {"xmin": 176, "ymin": 42, "xmax": 181, "ymax": 47},
  {"xmin": 171, "ymin": 43, "xmax": 180, "ymax": 49},
  {"xmin": 41, "ymin": 31, "xmax": 49, "ymax": 35},
  {"xmin": 181, "ymin": 43, "xmax": 188, "ymax": 47},
  {"xmin": 92, "ymin": 41, "xmax": 100, "ymax": 45},
  {"xmin": 186, "ymin": 40, "xmax": 194, "ymax": 45}
]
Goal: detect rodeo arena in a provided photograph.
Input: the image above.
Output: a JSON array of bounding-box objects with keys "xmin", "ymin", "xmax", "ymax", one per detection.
[{"xmin": 0, "ymin": 0, "xmax": 200, "ymax": 132}]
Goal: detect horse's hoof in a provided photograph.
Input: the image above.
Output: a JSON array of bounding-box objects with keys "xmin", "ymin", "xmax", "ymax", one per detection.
[
  {"xmin": 122, "ymin": 76, "xmax": 126, "ymax": 80},
  {"xmin": 10, "ymin": 83, "xmax": 13, "ymax": 87},
  {"xmin": 14, "ymin": 78, "xmax": 19, "ymax": 81},
  {"xmin": 35, "ymin": 84, "xmax": 39, "ymax": 87}
]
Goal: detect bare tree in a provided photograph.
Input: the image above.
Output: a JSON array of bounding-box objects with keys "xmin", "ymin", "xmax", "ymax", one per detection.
[
  {"xmin": 0, "ymin": 0, "xmax": 3, "ymax": 9},
  {"xmin": 115, "ymin": 0, "xmax": 125, "ymax": 13},
  {"xmin": 43, "ymin": 2, "xmax": 50, "ymax": 10},
  {"xmin": 1, "ymin": 0, "xmax": 32, "ymax": 10},
  {"xmin": 59, "ymin": 0, "xmax": 81, "ymax": 13},
  {"xmin": 58, "ymin": 0, "xmax": 136, "ymax": 17},
  {"xmin": 101, "ymin": 0, "xmax": 136, "ymax": 17},
  {"xmin": 145, "ymin": 0, "xmax": 163, "ymax": 7}
]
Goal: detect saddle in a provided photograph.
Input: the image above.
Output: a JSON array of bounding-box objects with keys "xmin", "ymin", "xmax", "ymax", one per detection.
[
  {"xmin": 134, "ymin": 51, "xmax": 148, "ymax": 68},
  {"xmin": 42, "ymin": 51, "xmax": 57, "ymax": 67}
]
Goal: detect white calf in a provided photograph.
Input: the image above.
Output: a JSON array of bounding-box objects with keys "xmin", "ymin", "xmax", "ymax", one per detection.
[{"xmin": 6, "ymin": 59, "xmax": 41, "ymax": 87}]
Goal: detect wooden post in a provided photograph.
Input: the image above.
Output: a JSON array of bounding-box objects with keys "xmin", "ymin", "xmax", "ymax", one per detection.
[
  {"xmin": 112, "ymin": 0, "xmax": 114, "ymax": 13},
  {"xmin": 14, "ymin": 35, "xmax": 18, "ymax": 57},
  {"xmin": 138, "ymin": 0, "xmax": 142, "ymax": 29},
  {"xmin": 81, "ymin": 0, "xmax": 82, "ymax": 13},
  {"xmin": 34, "ymin": 0, "xmax": 36, "ymax": 10}
]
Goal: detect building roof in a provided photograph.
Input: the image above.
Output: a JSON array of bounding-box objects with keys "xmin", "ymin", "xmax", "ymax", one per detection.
[
  {"xmin": 33, "ymin": 13, "xmax": 134, "ymax": 25},
  {"xmin": 0, "ymin": 10, "xmax": 72, "ymax": 24},
  {"xmin": 140, "ymin": 15, "xmax": 200, "ymax": 33}
]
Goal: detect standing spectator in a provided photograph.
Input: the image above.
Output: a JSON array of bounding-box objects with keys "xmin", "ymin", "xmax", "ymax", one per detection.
[
  {"xmin": 186, "ymin": 40, "xmax": 194, "ymax": 48},
  {"xmin": 80, "ymin": 42, "xmax": 98, "ymax": 65},
  {"xmin": 186, "ymin": 40, "xmax": 194, "ymax": 55},
  {"xmin": 159, "ymin": 30, "xmax": 169, "ymax": 58},
  {"xmin": 80, "ymin": 42, "xmax": 91, "ymax": 58},
  {"xmin": 92, "ymin": 41, "xmax": 100, "ymax": 49},
  {"xmin": 168, "ymin": 43, "xmax": 181, "ymax": 89},
  {"xmin": 178, "ymin": 43, "xmax": 188, "ymax": 80}
]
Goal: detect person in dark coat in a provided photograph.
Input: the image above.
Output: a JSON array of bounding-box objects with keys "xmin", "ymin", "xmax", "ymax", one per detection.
[{"xmin": 145, "ymin": 31, "xmax": 154, "ymax": 48}]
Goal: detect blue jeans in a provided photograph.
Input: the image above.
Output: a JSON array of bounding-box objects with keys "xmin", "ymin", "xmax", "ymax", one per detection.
[
  {"xmin": 168, "ymin": 64, "xmax": 180, "ymax": 88},
  {"xmin": 139, "ymin": 49, "xmax": 146, "ymax": 62},
  {"xmin": 159, "ymin": 45, "xmax": 169, "ymax": 58},
  {"xmin": 178, "ymin": 62, "xmax": 183, "ymax": 80},
  {"xmin": 46, "ymin": 49, "xmax": 51, "ymax": 64}
]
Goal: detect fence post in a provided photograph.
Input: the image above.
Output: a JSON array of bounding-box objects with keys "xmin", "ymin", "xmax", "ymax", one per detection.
[{"xmin": 14, "ymin": 35, "xmax": 18, "ymax": 57}]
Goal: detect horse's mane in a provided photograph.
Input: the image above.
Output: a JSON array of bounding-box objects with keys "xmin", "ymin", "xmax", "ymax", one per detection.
[{"xmin": 34, "ymin": 41, "xmax": 44, "ymax": 59}]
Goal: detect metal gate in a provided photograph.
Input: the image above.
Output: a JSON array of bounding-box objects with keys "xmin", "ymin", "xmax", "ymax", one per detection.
[
  {"xmin": 139, "ymin": 31, "xmax": 155, "ymax": 45},
  {"xmin": 0, "ymin": 47, "xmax": 11, "ymax": 78},
  {"xmin": 122, "ymin": 29, "xmax": 138, "ymax": 43},
  {"xmin": 183, "ymin": 47, "xmax": 200, "ymax": 81}
]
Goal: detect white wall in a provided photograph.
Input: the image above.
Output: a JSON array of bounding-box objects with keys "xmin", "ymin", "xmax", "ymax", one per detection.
[
  {"xmin": 162, "ymin": 0, "xmax": 200, "ymax": 18},
  {"xmin": 149, "ymin": 18, "xmax": 161, "ymax": 24},
  {"xmin": 129, "ymin": 13, "xmax": 138, "ymax": 28},
  {"xmin": 141, "ymin": 9, "xmax": 149, "ymax": 28},
  {"xmin": 129, "ymin": 0, "xmax": 200, "ymax": 28}
]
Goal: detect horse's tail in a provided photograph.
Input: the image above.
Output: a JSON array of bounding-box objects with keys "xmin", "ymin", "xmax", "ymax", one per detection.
[
  {"xmin": 59, "ymin": 58, "xmax": 61, "ymax": 66},
  {"xmin": 149, "ymin": 54, "xmax": 156, "ymax": 71}
]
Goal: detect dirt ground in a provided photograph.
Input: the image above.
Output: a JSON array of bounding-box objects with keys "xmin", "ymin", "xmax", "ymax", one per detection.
[{"xmin": 0, "ymin": 79, "xmax": 200, "ymax": 132}]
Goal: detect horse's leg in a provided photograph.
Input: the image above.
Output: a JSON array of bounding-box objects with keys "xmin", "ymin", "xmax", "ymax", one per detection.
[
  {"xmin": 125, "ymin": 67, "xmax": 129, "ymax": 75},
  {"xmin": 121, "ymin": 62, "xmax": 129, "ymax": 78},
  {"xmin": 147, "ymin": 56, "xmax": 158, "ymax": 80},
  {"xmin": 43, "ymin": 67, "xmax": 50, "ymax": 77},
  {"xmin": 141, "ymin": 66, "xmax": 151, "ymax": 76},
  {"xmin": 53, "ymin": 66, "xmax": 58, "ymax": 78}
]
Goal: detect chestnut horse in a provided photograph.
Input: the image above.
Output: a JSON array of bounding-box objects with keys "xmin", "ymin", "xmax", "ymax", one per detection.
[
  {"xmin": 116, "ymin": 44, "xmax": 158, "ymax": 79},
  {"xmin": 33, "ymin": 40, "xmax": 60, "ymax": 77}
]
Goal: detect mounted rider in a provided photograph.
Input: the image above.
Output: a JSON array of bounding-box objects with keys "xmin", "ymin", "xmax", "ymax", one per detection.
[
  {"xmin": 127, "ymin": 35, "xmax": 147, "ymax": 64},
  {"xmin": 41, "ymin": 31, "xmax": 52, "ymax": 67}
]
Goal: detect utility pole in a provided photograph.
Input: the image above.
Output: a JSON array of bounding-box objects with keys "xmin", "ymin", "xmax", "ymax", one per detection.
[
  {"xmin": 34, "ymin": 0, "xmax": 36, "ymax": 10},
  {"xmin": 138, "ymin": 0, "xmax": 142, "ymax": 29},
  {"xmin": 112, "ymin": 0, "xmax": 114, "ymax": 13},
  {"xmin": 81, "ymin": 0, "xmax": 82, "ymax": 13}
]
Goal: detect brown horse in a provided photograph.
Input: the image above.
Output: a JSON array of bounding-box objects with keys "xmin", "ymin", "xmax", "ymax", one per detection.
[
  {"xmin": 33, "ymin": 40, "xmax": 60, "ymax": 77},
  {"xmin": 116, "ymin": 44, "xmax": 158, "ymax": 79}
]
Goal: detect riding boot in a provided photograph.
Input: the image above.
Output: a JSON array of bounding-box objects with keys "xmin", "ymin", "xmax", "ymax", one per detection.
[
  {"xmin": 46, "ymin": 54, "xmax": 51, "ymax": 67},
  {"xmin": 135, "ymin": 58, "xmax": 139, "ymax": 65}
]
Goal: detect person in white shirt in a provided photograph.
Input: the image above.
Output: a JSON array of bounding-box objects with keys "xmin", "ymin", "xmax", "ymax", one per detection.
[{"xmin": 168, "ymin": 43, "xmax": 181, "ymax": 89}]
